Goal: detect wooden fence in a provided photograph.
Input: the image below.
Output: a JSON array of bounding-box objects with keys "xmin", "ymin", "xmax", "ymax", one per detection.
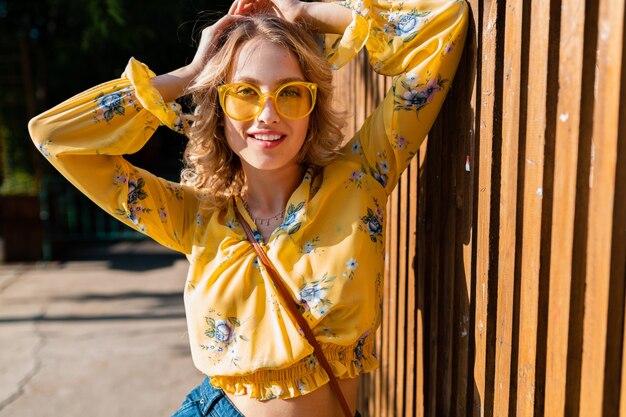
[{"xmin": 337, "ymin": 0, "xmax": 626, "ymax": 416}]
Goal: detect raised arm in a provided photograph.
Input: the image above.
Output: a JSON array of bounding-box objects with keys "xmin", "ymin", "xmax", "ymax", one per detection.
[
  {"xmin": 330, "ymin": 0, "xmax": 469, "ymax": 194},
  {"xmin": 28, "ymin": 11, "xmax": 245, "ymax": 254}
]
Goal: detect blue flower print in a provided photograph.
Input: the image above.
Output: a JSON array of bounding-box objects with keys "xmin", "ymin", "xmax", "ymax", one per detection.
[
  {"xmin": 113, "ymin": 172, "xmax": 127, "ymax": 186},
  {"xmin": 298, "ymin": 273, "xmax": 335, "ymax": 313},
  {"xmin": 252, "ymin": 230, "xmax": 263, "ymax": 243},
  {"xmin": 214, "ymin": 320, "xmax": 235, "ymax": 344},
  {"xmin": 95, "ymin": 91, "xmax": 125, "ymax": 122},
  {"xmin": 302, "ymin": 242, "xmax": 315, "ymax": 254},
  {"xmin": 300, "ymin": 285, "xmax": 327, "ymax": 306},
  {"xmin": 165, "ymin": 183, "xmax": 184, "ymax": 200},
  {"xmin": 113, "ymin": 166, "xmax": 152, "ymax": 227},
  {"xmin": 304, "ymin": 354, "xmax": 318, "ymax": 368},
  {"xmin": 343, "ymin": 258, "xmax": 358, "ymax": 280},
  {"xmin": 352, "ymin": 332, "xmax": 370, "ymax": 371},
  {"xmin": 392, "ymin": 133, "xmax": 407, "ymax": 150},
  {"xmin": 441, "ymin": 33, "xmax": 461, "ymax": 58},
  {"xmin": 252, "ymin": 256, "xmax": 263, "ymax": 272},
  {"xmin": 345, "ymin": 165, "xmax": 368, "ymax": 189},
  {"xmin": 93, "ymin": 86, "xmax": 140, "ymax": 123},
  {"xmin": 201, "ymin": 311, "xmax": 249, "ymax": 368},
  {"xmin": 279, "ymin": 201, "xmax": 305, "ymax": 235},
  {"xmin": 37, "ymin": 139, "xmax": 52, "ymax": 158},
  {"xmin": 300, "ymin": 236, "xmax": 320, "ymax": 254},
  {"xmin": 360, "ymin": 199, "xmax": 384, "ymax": 244},
  {"xmin": 380, "ymin": 9, "xmax": 430, "ymax": 40},
  {"xmin": 370, "ymin": 164, "xmax": 389, "ymax": 188},
  {"xmin": 354, "ymin": 337, "xmax": 364, "ymax": 360},
  {"xmin": 351, "ymin": 140, "xmax": 364, "ymax": 158},
  {"xmin": 127, "ymin": 177, "xmax": 147, "ymax": 205},
  {"xmin": 282, "ymin": 212, "xmax": 298, "ymax": 229},
  {"xmin": 365, "ymin": 211, "xmax": 382, "ymax": 237},
  {"xmin": 296, "ymin": 379, "xmax": 308, "ymax": 394},
  {"xmin": 394, "ymin": 74, "xmax": 449, "ymax": 114},
  {"xmin": 395, "ymin": 14, "xmax": 418, "ymax": 36}
]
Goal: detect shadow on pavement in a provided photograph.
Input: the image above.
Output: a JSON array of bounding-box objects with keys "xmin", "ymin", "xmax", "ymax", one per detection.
[{"xmin": 55, "ymin": 240, "xmax": 185, "ymax": 272}]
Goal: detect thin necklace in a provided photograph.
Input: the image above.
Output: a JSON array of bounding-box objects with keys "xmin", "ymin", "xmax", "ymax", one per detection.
[{"xmin": 243, "ymin": 201, "xmax": 285, "ymax": 227}]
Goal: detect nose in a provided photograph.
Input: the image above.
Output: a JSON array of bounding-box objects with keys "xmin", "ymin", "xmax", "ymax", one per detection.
[{"xmin": 256, "ymin": 96, "xmax": 280, "ymax": 124}]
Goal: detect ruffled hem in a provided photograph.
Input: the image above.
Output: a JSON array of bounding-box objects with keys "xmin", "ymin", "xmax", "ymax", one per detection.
[
  {"xmin": 209, "ymin": 336, "xmax": 379, "ymax": 400},
  {"xmin": 123, "ymin": 57, "xmax": 186, "ymax": 133}
]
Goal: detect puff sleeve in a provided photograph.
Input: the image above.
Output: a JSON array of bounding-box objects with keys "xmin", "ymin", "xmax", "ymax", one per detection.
[{"xmin": 28, "ymin": 58, "xmax": 200, "ymax": 254}]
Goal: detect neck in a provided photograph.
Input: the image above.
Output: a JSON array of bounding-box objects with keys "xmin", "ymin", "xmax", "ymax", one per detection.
[{"xmin": 242, "ymin": 163, "xmax": 306, "ymax": 216}]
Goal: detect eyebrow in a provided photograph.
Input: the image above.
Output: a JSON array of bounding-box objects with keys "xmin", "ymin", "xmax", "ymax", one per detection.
[{"xmin": 232, "ymin": 76, "xmax": 306, "ymax": 86}]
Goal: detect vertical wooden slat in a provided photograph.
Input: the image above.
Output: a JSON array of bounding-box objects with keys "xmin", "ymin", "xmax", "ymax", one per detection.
[
  {"xmin": 579, "ymin": 0, "xmax": 625, "ymax": 415},
  {"xmin": 454, "ymin": 29, "xmax": 475, "ymax": 416},
  {"xmin": 543, "ymin": 0, "xmax": 586, "ymax": 414},
  {"xmin": 381, "ymin": 193, "xmax": 392, "ymax": 417},
  {"xmin": 492, "ymin": 0, "xmax": 522, "ymax": 414},
  {"xmin": 426, "ymin": 121, "xmax": 443, "ymax": 417},
  {"xmin": 474, "ymin": 1, "xmax": 499, "ymax": 415},
  {"xmin": 389, "ymin": 169, "xmax": 399, "ymax": 415},
  {"xmin": 617, "ymin": 36, "xmax": 626, "ymax": 416},
  {"xmin": 438, "ymin": 119, "xmax": 455, "ymax": 417},
  {"xmin": 406, "ymin": 157, "xmax": 418, "ymax": 417},
  {"xmin": 622, "ymin": 288, "xmax": 626, "ymax": 417},
  {"xmin": 463, "ymin": 4, "xmax": 481, "ymax": 417},
  {"xmin": 417, "ymin": 144, "xmax": 427, "ymax": 417},
  {"xmin": 396, "ymin": 169, "xmax": 409, "ymax": 416},
  {"xmin": 490, "ymin": 2, "xmax": 522, "ymax": 410},
  {"xmin": 515, "ymin": 0, "xmax": 551, "ymax": 414}
]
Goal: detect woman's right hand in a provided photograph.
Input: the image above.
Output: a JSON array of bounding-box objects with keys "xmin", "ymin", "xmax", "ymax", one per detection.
[
  {"xmin": 230, "ymin": 0, "xmax": 304, "ymax": 23},
  {"xmin": 186, "ymin": 12, "xmax": 245, "ymax": 79},
  {"xmin": 151, "ymin": 12, "xmax": 243, "ymax": 102}
]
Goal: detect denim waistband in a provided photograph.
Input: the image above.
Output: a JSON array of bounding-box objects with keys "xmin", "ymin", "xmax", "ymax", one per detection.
[{"xmin": 194, "ymin": 377, "xmax": 361, "ymax": 417}]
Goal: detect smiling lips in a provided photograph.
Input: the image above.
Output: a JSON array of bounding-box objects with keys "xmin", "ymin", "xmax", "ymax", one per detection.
[
  {"xmin": 247, "ymin": 130, "xmax": 287, "ymax": 148},
  {"xmin": 251, "ymin": 133, "xmax": 283, "ymax": 141}
]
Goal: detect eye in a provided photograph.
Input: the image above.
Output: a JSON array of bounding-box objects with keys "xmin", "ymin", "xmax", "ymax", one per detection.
[
  {"xmin": 234, "ymin": 86, "xmax": 258, "ymax": 97},
  {"xmin": 279, "ymin": 86, "xmax": 303, "ymax": 97}
]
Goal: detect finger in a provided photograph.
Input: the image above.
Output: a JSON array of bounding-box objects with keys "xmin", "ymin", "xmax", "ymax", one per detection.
[
  {"xmin": 228, "ymin": 1, "xmax": 239, "ymax": 14},
  {"xmin": 239, "ymin": 3, "xmax": 256, "ymax": 16},
  {"xmin": 236, "ymin": 0, "xmax": 256, "ymax": 15}
]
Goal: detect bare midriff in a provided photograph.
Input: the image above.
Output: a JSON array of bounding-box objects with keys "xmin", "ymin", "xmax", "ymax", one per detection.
[{"xmin": 225, "ymin": 376, "xmax": 360, "ymax": 417}]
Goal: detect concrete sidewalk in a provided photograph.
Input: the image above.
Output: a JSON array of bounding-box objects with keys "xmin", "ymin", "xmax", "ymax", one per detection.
[{"xmin": 0, "ymin": 241, "xmax": 204, "ymax": 417}]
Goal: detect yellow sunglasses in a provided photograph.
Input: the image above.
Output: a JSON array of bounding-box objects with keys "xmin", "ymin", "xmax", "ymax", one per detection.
[{"xmin": 217, "ymin": 81, "xmax": 318, "ymax": 122}]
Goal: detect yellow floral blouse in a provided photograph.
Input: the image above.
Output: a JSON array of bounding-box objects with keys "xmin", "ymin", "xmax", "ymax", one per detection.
[{"xmin": 29, "ymin": 0, "xmax": 467, "ymax": 401}]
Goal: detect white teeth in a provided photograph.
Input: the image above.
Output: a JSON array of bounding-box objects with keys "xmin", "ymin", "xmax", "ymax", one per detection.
[{"xmin": 252, "ymin": 134, "xmax": 283, "ymax": 141}]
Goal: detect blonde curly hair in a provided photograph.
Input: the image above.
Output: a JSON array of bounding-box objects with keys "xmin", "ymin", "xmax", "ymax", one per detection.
[{"xmin": 181, "ymin": 15, "xmax": 345, "ymax": 208}]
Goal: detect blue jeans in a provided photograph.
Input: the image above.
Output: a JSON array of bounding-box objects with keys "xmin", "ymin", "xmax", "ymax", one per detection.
[
  {"xmin": 172, "ymin": 377, "xmax": 362, "ymax": 417},
  {"xmin": 171, "ymin": 377, "xmax": 244, "ymax": 417}
]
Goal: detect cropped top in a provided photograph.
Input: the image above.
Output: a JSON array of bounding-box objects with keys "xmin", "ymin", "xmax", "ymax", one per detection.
[{"xmin": 28, "ymin": 0, "xmax": 468, "ymax": 401}]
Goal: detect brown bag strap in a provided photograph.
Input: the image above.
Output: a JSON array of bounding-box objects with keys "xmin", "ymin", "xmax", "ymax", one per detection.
[{"xmin": 234, "ymin": 209, "xmax": 353, "ymax": 417}]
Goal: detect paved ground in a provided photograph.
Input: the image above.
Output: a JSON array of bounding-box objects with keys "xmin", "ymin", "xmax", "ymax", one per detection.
[{"xmin": 0, "ymin": 241, "xmax": 204, "ymax": 417}]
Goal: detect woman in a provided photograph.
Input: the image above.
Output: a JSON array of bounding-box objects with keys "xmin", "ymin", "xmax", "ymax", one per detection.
[{"xmin": 28, "ymin": 0, "xmax": 468, "ymax": 416}]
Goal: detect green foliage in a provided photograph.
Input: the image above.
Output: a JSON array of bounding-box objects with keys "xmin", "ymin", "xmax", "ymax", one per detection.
[
  {"xmin": 0, "ymin": 122, "xmax": 37, "ymax": 195},
  {"xmin": 0, "ymin": 0, "xmax": 232, "ymax": 194}
]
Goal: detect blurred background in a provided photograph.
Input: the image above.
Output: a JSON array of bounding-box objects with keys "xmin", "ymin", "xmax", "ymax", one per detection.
[
  {"xmin": 0, "ymin": 0, "xmax": 234, "ymax": 261},
  {"xmin": 0, "ymin": 3, "xmax": 240, "ymax": 417}
]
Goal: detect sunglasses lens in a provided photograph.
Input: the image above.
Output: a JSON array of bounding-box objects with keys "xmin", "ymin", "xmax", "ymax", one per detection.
[
  {"xmin": 223, "ymin": 85, "xmax": 261, "ymax": 121},
  {"xmin": 276, "ymin": 84, "xmax": 314, "ymax": 119},
  {"xmin": 220, "ymin": 83, "xmax": 316, "ymax": 121}
]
